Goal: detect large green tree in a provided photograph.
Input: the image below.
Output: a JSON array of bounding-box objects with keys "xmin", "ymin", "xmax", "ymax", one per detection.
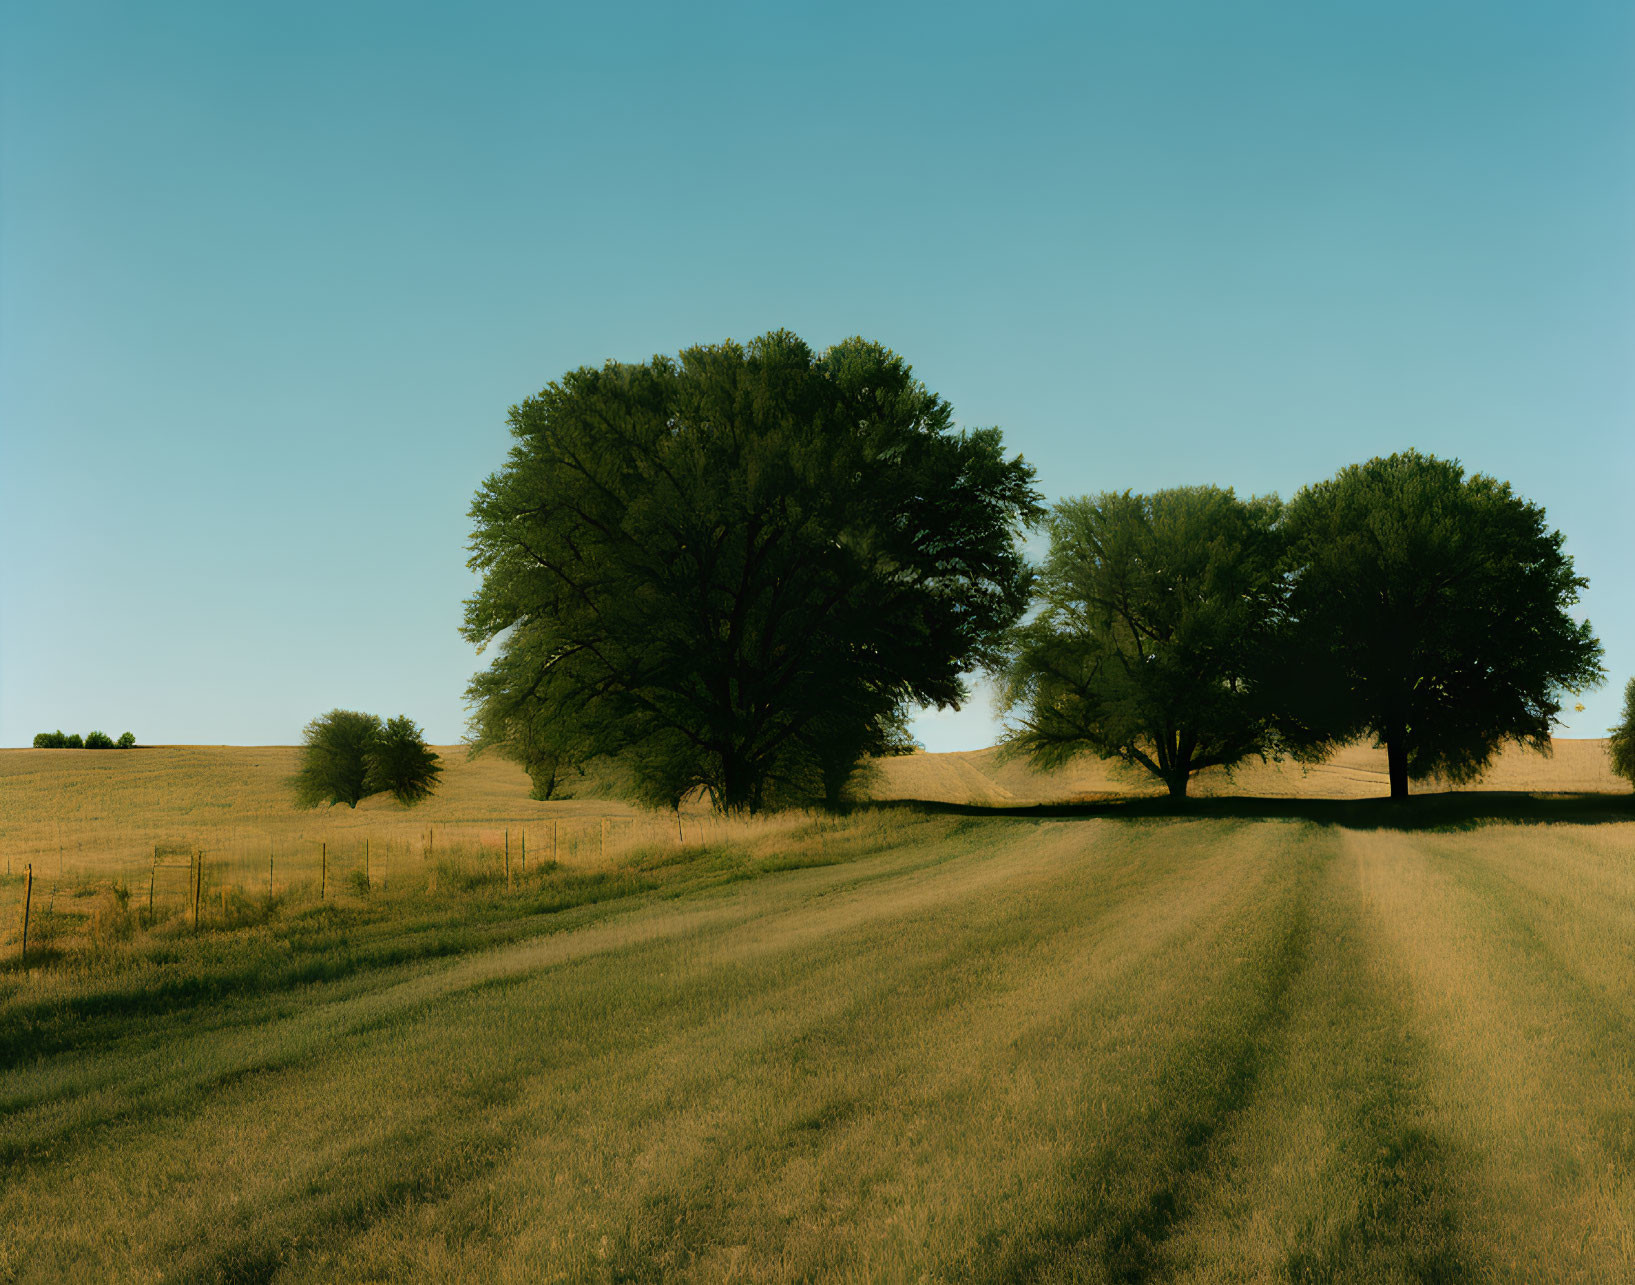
[
  {"xmin": 464, "ymin": 331, "xmax": 1040, "ymax": 812},
  {"xmin": 1001, "ymin": 486, "xmax": 1283, "ymax": 799},
  {"xmin": 1275, "ymin": 451, "xmax": 1603, "ymax": 799}
]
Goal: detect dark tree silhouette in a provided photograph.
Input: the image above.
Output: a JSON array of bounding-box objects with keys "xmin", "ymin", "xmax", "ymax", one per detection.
[{"xmin": 1274, "ymin": 451, "xmax": 1602, "ymax": 799}]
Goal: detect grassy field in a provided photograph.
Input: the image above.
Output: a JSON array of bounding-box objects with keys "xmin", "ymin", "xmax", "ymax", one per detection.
[
  {"xmin": 869, "ymin": 738, "xmax": 1625, "ymax": 806},
  {"xmin": 2, "ymin": 745, "xmax": 1633, "ymax": 1281}
]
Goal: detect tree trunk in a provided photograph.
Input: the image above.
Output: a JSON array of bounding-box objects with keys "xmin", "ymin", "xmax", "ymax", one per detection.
[
  {"xmin": 1385, "ymin": 728, "xmax": 1409, "ymax": 800},
  {"xmin": 1165, "ymin": 772, "xmax": 1189, "ymax": 801}
]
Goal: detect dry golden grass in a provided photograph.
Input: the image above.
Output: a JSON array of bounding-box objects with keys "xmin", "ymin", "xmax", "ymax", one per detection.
[
  {"xmin": 5, "ymin": 805, "xmax": 1633, "ymax": 1281},
  {"xmin": 4, "ymin": 741, "xmax": 1634, "ymax": 1280},
  {"xmin": 868, "ymin": 737, "xmax": 1625, "ymax": 805},
  {"xmin": 0, "ymin": 745, "xmax": 830, "ymax": 956}
]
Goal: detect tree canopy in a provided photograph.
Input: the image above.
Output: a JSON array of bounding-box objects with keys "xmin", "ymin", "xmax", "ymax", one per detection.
[
  {"xmin": 367, "ymin": 716, "xmax": 445, "ymax": 805},
  {"xmin": 292, "ymin": 710, "xmax": 442, "ymax": 809},
  {"xmin": 463, "ymin": 330, "xmax": 1041, "ymax": 812},
  {"xmin": 1001, "ymin": 486, "xmax": 1283, "ymax": 798},
  {"xmin": 1274, "ymin": 451, "xmax": 1602, "ymax": 799}
]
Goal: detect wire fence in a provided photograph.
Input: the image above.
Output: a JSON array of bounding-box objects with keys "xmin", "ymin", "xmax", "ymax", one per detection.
[{"xmin": 2, "ymin": 808, "xmax": 852, "ymax": 963}]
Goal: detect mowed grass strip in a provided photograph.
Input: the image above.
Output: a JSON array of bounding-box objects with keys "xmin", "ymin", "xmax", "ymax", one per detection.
[
  {"xmin": 2, "ymin": 816, "xmax": 1285, "ymax": 1281},
  {"xmin": 3, "ymin": 813, "xmax": 1633, "ymax": 1282},
  {"xmin": 1353, "ymin": 826, "xmax": 1635, "ymax": 1282}
]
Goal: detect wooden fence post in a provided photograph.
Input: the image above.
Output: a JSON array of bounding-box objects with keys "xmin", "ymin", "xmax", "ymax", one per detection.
[
  {"xmin": 505, "ymin": 830, "xmax": 511, "ymax": 890},
  {"xmin": 552, "ymin": 820, "xmax": 558, "ymax": 863},
  {"xmin": 321, "ymin": 842, "xmax": 327, "ymax": 901},
  {"xmin": 148, "ymin": 851, "xmax": 157, "ymax": 920},
  {"xmin": 520, "ymin": 830, "xmax": 526, "ymax": 874},
  {"xmin": 269, "ymin": 851, "xmax": 275, "ymax": 906},
  {"xmin": 191, "ymin": 850, "xmax": 201, "ymax": 931},
  {"xmin": 364, "ymin": 837, "xmax": 370, "ymax": 890},
  {"xmin": 19, "ymin": 864, "xmax": 32, "ymax": 968}
]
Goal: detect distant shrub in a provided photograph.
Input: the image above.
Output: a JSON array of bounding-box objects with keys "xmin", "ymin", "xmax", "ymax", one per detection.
[
  {"xmin": 1610, "ymin": 678, "xmax": 1635, "ymax": 792},
  {"xmin": 32, "ymin": 728, "xmax": 137, "ymax": 749}
]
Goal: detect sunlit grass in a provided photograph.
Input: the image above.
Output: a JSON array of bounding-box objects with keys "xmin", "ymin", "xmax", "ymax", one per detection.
[{"xmin": 2, "ymin": 747, "xmax": 1633, "ymax": 1280}]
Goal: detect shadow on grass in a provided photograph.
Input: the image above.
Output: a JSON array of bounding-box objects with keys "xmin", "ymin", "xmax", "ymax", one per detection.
[{"xmin": 860, "ymin": 791, "xmax": 1635, "ymax": 831}]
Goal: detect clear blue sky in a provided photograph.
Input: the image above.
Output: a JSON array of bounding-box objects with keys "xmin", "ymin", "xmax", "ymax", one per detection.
[{"xmin": 3, "ymin": 1, "xmax": 1631, "ymax": 751}]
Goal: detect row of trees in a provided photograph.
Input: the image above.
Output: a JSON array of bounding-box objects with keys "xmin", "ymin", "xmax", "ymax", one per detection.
[
  {"xmin": 292, "ymin": 710, "xmax": 443, "ymax": 809},
  {"xmin": 1003, "ymin": 457, "xmax": 1603, "ymax": 798},
  {"xmin": 33, "ymin": 730, "xmax": 136, "ymax": 748},
  {"xmin": 463, "ymin": 331, "xmax": 1607, "ymax": 811}
]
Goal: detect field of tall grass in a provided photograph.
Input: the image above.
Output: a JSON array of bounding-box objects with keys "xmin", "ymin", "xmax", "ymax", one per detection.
[{"xmin": 2, "ymin": 744, "xmax": 1632, "ymax": 1281}]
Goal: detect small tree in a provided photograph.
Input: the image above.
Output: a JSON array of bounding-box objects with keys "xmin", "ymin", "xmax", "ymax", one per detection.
[
  {"xmin": 292, "ymin": 709, "xmax": 442, "ymax": 809},
  {"xmin": 33, "ymin": 730, "xmax": 67, "ymax": 748},
  {"xmin": 117, "ymin": 732, "xmax": 136, "ymax": 748},
  {"xmin": 366, "ymin": 716, "xmax": 443, "ymax": 805},
  {"xmin": 1001, "ymin": 486, "xmax": 1283, "ymax": 799},
  {"xmin": 65, "ymin": 733, "xmax": 84, "ymax": 749},
  {"xmin": 1275, "ymin": 451, "xmax": 1603, "ymax": 799},
  {"xmin": 84, "ymin": 731, "xmax": 116, "ymax": 749},
  {"xmin": 292, "ymin": 710, "xmax": 383, "ymax": 808},
  {"xmin": 1610, "ymin": 678, "xmax": 1635, "ymax": 791}
]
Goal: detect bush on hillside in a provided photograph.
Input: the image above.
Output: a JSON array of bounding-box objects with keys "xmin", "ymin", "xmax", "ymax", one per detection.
[
  {"xmin": 118, "ymin": 732, "xmax": 136, "ymax": 748},
  {"xmin": 1610, "ymin": 678, "xmax": 1635, "ymax": 791},
  {"xmin": 292, "ymin": 709, "xmax": 442, "ymax": 809},
  {"xmin": 84, "ymin": 731, "xmax": 116, "ymax": 749}
]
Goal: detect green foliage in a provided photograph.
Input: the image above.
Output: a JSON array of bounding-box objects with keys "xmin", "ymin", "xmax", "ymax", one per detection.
[
  {"xmin": 117, "ymin": 732, "xmax": 136, "ymax": 748},
  {"xmin": 1609, "ymin": 678, "xmax": 1635, "ymax": 791},
  {"xmin": 32, "ymin": 729, "xmax": 136, "ymax": 749},
  {"xmin": 366, "ymin": 715, "xmax": 444, "ymax": 805},
  {"xmin": 466, "ymin": 698, "xmax": 589, "ymax": 801},
  {"xmin": 292, "ymin": 710, "xmax": 442, "ymax": 809},
  {"xmin": 1274, "ymin": 451, "xmax": 1603, "ymax": 798},
  {"xmin": 292, "ymin": 710, "xmax": 381, "ymax": 808},
  {"xmin": 1002, "ymin": 487, "xmax": 1283, "ymax": 798},
  {"xmin": 464, "ymin": 330, "xmax": 1041, "ymax": 813}
]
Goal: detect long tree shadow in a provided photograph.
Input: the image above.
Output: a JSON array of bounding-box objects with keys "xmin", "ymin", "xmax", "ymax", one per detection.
[{"xmin": 860, "ymin": 791, "xmax": 1635, "ymax": 831}]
